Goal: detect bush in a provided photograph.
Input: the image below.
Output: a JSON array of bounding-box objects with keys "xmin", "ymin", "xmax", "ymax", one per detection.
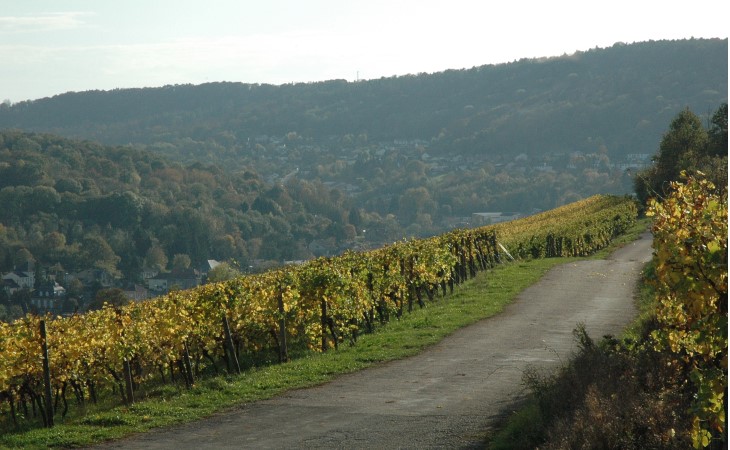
[{"xmin": 498, "ymin": 326, "xmax": 695, "ymax": 449}]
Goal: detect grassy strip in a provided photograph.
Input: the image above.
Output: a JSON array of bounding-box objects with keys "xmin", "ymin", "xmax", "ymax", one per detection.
[
  {"xmin": 586, "ymin": 216, "xmax": 652, "ymax": 260},
  {"xmin": 0, "ymin": 220, "xmax": 649, "ymax": 449},
  {"xmin": 1, "ymin": 260, "xmax": 563, "ymax": 448}
]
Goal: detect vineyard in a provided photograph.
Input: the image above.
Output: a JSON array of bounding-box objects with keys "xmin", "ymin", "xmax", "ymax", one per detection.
[
  {"xmin": 0, "ymin": 195, "xmax": 637, "ymax": 428},
  {"xmin": 648, "ymin": 176, "xmax": 728, "ymax": 448}
]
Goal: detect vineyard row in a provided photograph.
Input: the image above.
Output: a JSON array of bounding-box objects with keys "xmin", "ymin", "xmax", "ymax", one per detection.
[{"xmin": 0, "ymin": 195, "xmax": 637, "ymax": 426}]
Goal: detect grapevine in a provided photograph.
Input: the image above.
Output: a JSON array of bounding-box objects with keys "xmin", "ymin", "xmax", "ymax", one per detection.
[
  {"xmin": 0, "ymin": 195, "xmax": 637, "ymax": 426},
  {"xmin": 647, "ymin": 175, "xmax": 727, "ymax": 448}
]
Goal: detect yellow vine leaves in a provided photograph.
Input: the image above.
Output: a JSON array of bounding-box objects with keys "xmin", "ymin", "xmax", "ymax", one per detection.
[{"xmin": 648, "ymin": 174, "xmax": 728, "ymax": 448}]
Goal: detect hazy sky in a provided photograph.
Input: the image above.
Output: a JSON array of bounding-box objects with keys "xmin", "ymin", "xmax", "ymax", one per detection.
[{"xmin": 1, "ymin": 0, "xmax": 728, "ymax": 102}]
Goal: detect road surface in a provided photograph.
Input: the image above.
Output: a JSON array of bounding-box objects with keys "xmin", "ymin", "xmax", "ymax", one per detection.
[{"xmin": 94, "ymin": 232, "xmax": 653, "ymax": 449}]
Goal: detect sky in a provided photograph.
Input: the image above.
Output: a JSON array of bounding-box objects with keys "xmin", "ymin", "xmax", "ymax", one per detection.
[{"xmin": 1, "ymin": 0, "xmax": 728, "ymax": 103}]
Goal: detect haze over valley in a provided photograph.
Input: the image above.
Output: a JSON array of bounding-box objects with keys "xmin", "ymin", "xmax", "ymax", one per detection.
[{"xmin": 0, "ymin": 38, "xmax": 726, "ymax": 318}]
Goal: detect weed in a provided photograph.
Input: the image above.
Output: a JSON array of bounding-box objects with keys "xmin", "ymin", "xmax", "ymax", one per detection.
[{"xmin": 489, "ymin": 267, "xmax": 701, "ymax": 449}]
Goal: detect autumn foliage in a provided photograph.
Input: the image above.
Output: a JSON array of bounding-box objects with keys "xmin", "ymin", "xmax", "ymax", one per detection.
[
  {"xmin": 648, "ymin": 174, "xmax": 728, "ymax": 448},
  {"xmin": 0, "ymin": 195, "xmax": 636, "ymax": 427}
]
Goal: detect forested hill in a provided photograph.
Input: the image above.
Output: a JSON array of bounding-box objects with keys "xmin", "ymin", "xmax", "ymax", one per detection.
[
  {"xmin": 0, "ymin": 39, "xmax": 726, "ymax": 161},
  {"xmin": 0, "ymin": 130, "xmax": 390, "ymax": 281}
]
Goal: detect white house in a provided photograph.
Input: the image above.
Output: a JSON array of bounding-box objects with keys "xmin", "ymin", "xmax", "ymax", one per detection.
[{"xmin": 2, "ymin": 270, "xmax": 35, "ymax": 289}]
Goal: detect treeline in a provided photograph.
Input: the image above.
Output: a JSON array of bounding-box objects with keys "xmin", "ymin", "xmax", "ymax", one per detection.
[
  {"xmin": 634, "ymin": 103, "xmax": 727, "ymax": 205},
  {"xmin": 0, "ymin": 131, "xmax": 400, "ymax": 285},
  {"xmin": 1, "ymin": 39, "xmax": 725, "ymax": 160},
  {"xmin": 0, "ymin": 40, "xmax": 724, "ymax": 232}
]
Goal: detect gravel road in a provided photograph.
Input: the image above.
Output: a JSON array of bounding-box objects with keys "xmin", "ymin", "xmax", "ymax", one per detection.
[{"xmin": 94, "ymin": 232, "xmax": 653, "ymax": 449}]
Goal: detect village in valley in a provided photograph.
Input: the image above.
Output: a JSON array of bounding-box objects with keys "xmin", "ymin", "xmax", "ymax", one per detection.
[{"xmin": 1, "ymin": 135, "xmax": 650, "ymax": 319}]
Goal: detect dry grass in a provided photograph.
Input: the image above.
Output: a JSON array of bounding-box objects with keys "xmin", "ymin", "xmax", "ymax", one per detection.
[
  {"xmin": 489, "ymin": 258, "xmax": 726, "ymax": 449},
  {"xmin": 529, "ymin": 326, "xmax": 694, "ymax": 449}
]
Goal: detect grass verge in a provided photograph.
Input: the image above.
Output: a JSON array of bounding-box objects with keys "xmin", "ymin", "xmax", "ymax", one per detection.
[{"xmin": 0, "ymin": 220, "xmax": 651, "ymax": 449}]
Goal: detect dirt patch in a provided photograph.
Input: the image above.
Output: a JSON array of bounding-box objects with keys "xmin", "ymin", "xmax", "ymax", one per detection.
[{"xmin": 93, "ymin": 233, "xmax": 653, "ymax": 449}]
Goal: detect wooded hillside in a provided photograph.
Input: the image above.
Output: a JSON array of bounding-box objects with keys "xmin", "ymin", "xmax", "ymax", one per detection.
[
  {"xmin": 0, "ymin": 40, "xmax": 726, "ymax": 320},
  {"xmin": 1, "ymin": 39, "xmax": 726, "ymax": 161},
  {"xmin": 0, "ymin": 130, "xmax": 394, "ymax": 319}
]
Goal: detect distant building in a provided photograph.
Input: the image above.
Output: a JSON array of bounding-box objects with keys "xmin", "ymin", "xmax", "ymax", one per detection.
[
  {"xmin": 200, "ymin": 260, "xmax": 221, "ymax": 273},
  {"xmin": 2, "ymin": 270, "xmax": 35, "ymax": 290},
  {"xmin": 123, "ymin": 284, "xmax": 149, "ymax": 302},
  {"xmin": 472, "ymin": 212, "xmax": 521, "ymax": 226},
  {"xmin": 1, "ymin": 278, "xmax": 22, "ymax": 296},
  {"xmin": 70, "ymin": 269, "xmax": 116, "ymax": 288},
  {"xmin": 141, "ymin": 267, "xmax": 160, "ymax": 281},
  {"xmin": 308, "ymin": 238, "xmax": 337, "ymax": 257},
  {"xmin": 35, "ymin": 281, "xmax": 66, "ymax": 298},
  {"xmin": 30, "ymin": 281, "xmax": 66, "ymax": 313},
  {"xmin": 147, "ymin": 268, "xmax": 202, "ymax": 293}
]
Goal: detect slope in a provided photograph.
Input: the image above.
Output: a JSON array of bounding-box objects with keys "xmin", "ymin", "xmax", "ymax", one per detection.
[{"xmin": 89, "ymin": 232, "xmax": 653, "ymax": 449}]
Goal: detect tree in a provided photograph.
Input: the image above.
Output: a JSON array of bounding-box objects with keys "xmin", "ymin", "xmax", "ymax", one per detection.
[
  {"xmin": 163, "ymin": 208, "xmax": 212, "ymax": 263},
  {"xmin": 13, "ymin": 248, "xmax": 34, "ymax": 268},
  {"xmin": 8, "ymin": 304, "xmax": 23, "ymax": 321},
  {"xmin": 43, "ymin": 231, "xmax": 66, "ymax": 250},
  {"xmin": 55, "ymin": 177, "xmax": 83, "ymax": 194},
  {"xmin": 700, "ymin": 103, "xmax": 729, "ymax": 190},
  {"xmin": 88, "ymin": 287, "xmax": 129, "ymax": 310},
  {"xmin": 348, "ymin": 207, "xmax": 363, "ymax": 228},
  {"xmin": 342, "ymin": 224, "xmax": 357, "ymax": 241},
  {"xmin": 61, "ymin": 297, "xmax": 79, "ymax": 314},
  {"xmin": 10, "ymin": 288, "xmax": 31, "ymax": 312},
  {"xmin": 707, "ymin": 103, "xmax": 728, "ymax": 157},
  {"xmin": 40, "ymin": 231, "xmax": 67, "ymax": 262},
  {"xmin": 172, "ymin": 253, "xmax": 191, "ymax": 270},
  {"xmin": 144, "ymin": 246, "xmax": 168, "ymax": 271},
  {"xmin": 212, "ymin": 235, "xmax": 237, "ymax": 260},
  {"xmin": 206, "ymin": 261, "xmax": 241, "ymax": 283},
  {"xmin": 80, "ymin": 235, "xmax": 121, "ymax": 276},
  {"xmin": 66, "ymin": 278, "xmax": 85, "ymax": 299},
  {"xmin": 635, "ymin": 107, "xmax": 714, "ymax": 204},
  {"xmin": 28, "ymin": 185, "xmax": 60, "ymax": 213},
  {"xmin": 398, "ymin": 187, "xmax": 436, "ymax": 225},
  {"xmin": 654, "ymin": 108, "xmax": 707, "ymax": 187}
]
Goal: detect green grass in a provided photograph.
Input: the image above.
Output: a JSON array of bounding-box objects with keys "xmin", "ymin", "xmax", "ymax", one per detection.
[
  {"xmin": 585, "ymin": 216, "xmax": 652, "ymax": 260},
  {"xmin": 0, "ymin": 220, "xmax": 651, "ymax": 449}
]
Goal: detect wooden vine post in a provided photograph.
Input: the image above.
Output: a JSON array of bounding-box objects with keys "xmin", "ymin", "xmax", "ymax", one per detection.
[
  {"xmin": 407, "ymin": 257, "xmax": 414, "ymax": 313},
  {"xmin": 123, "ymin": 359, "xmax": 134, "ymax": 405},
  {"xmin": 222, "ymin": 313, "xmax": 241, "ymax": 374},
  {"xmin": 39, "ymin": 320, "xmax": 54, "ymax": 427},
  {"xmin": 320, "ymin": 299, "xmax": 328, "ymax": 352},
  {"xmin": 277, "ymin": 287, "xmax": 289, "ymax": 362},
  {"xmin": 182, "ymin": 341, "xmax": 194, "ymax": 387},
  {"xmin": 460, "ymin": 238, "xmax": 468, "ymax": 281}
]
